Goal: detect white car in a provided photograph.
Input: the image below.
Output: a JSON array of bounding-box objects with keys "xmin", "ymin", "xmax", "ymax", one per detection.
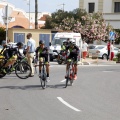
[{"xmin": 88, "ymin": 45, "xmax": 120, "ymax": 59}]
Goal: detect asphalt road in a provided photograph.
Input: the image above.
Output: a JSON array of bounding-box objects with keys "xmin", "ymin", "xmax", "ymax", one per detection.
[{"xmin": 0, "ymin": 62, "xmax": 120, "ymax": 120}]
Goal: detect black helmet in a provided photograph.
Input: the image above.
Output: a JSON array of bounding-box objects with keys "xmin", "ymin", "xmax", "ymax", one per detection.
[
  {"xmin": 63, "ymin": 40, "xmax": 67, "ymax": 44},
  {"xmin": 39, "ymin": 40, "xmax": 44, "ymax": 45},
  {"xmin": 69, "ymin": 41, "xmax": 75, "ymax": 46},
  {"xmin": 16, "ymin": 42, "xmax": 23, "ymax": 47}
]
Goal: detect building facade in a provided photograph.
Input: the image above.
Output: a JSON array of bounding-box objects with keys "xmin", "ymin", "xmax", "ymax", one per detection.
[
  {"xmin": 79, "ymin": 0, "xmax": 120, "ymax": 29},
  {"xmin": 0, "ymin": 2, "xmax": 51, "ymax": 29}
]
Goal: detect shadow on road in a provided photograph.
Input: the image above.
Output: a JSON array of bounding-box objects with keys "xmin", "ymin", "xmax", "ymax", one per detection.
[{"xmin": 0, "ymin": 84, "xmax": 67, "ymax": 90}]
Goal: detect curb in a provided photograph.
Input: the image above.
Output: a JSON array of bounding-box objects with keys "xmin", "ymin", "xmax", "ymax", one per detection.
[{"xmin": 78, "ymin": 60, "xmax": 116, "ymax": 65}]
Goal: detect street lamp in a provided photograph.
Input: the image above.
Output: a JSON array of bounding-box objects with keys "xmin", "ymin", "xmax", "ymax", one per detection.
[
  {"xmin": 58, "ymin": 3, "xmax": 65, "ymax": 11},
  {"xmin": 24, "ymin": 0, "xmax": 30, "ymax": 29}
]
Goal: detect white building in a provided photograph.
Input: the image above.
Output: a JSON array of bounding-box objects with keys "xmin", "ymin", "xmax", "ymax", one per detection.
[{"xmin": 79, "ymin": 0, "xmax": 120, "ymax": 29}]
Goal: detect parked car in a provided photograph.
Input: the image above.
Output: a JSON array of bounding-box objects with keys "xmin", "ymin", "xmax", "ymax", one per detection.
[{"xmin": 88, "ymin": 45, "xmax": 120, "ymax": 59}]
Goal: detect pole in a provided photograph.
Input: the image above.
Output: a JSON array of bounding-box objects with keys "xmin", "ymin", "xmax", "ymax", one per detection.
[
  {"xmin": 29, "ymin": 0, "xmax": 30, "ymax": 29},
  {"xmin": 5, "ymin": 4, "xmax": 8, "ymax": 44}
]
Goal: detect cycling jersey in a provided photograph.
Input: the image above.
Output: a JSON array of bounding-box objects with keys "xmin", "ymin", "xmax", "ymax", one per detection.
[
  {"xmin": 66, "ymin": 45, "xmax": 80, "ymax": 62},
  {"xmin": 35, "ymin": 46, "xmax": 49, "ymax": 62},
  {"xmin": 2, "ymin": 45, "xmax": 22, "ymax": 60}
]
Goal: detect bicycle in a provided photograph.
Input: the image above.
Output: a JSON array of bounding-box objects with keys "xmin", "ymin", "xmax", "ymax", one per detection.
[
  {"xmin": 65, "ymin": 58, "xmax": 76, "ymax": 88},
  {"xmin": 0, "ymin": 53, "xmax": 32, "ymax": 79},
  {"xmin": 35, "ymin": 57, "xmax": 47, "ymax": 89}
]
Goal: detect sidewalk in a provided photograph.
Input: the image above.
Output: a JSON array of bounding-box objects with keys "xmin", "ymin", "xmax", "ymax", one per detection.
[{"xmin": 78, "ymin": 58, "xmax": 117, "ymax": 65}]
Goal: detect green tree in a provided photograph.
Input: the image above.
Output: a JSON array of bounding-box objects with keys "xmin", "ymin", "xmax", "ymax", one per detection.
[
  {"xmin": 0, "ymin": 27, "xmax": 6, "ymax": 44},
  {"xmin": 44, "ymin": 8, "xmax": 87, "ymax": 29}
]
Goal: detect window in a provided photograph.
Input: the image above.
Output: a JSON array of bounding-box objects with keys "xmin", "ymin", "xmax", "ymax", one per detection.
[
  {"xmin": 114, "ymin": 2, "xmax": 120, "ymax": 12},
  {"xmin": 89, "ymin": 3, "xmax": 95, "ymax": 13}
]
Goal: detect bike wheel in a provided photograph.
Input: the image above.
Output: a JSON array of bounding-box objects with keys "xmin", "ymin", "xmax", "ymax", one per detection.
[
  {"xmin": 40, "ymin": 77, "xmax": 46, "ymax": 89},
  {"xmin": 40, "ymin": 67, "xmax": 47, "ymax": 89},
  {"xmin": 15, "ymin": 62, "xmax": 32, "ymax": 79},
  {"xmin": 0, "ymin": 71, "xmax": 6, "ymax": 78},
  {"xmin": 65, "ymin": 69, "xmax": 70, "ymax": 88}
]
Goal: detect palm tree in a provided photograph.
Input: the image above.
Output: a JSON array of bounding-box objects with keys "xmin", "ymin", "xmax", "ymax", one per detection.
[{"xmin": 35, "ymin": 0, "xmax": 38, "ymax": 29}]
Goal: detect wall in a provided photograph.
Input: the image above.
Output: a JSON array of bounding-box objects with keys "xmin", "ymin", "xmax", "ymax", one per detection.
[
  {"xmin": 83, "ymin": 0, "xmax": 99, "ymax": 12},
  {"xmin": 103, "ymin": 0, "xmax": 112, "ymax": 13},
  {"xmin": 8, "ymin": 28, "xmax": 56, "ymax": 46}
]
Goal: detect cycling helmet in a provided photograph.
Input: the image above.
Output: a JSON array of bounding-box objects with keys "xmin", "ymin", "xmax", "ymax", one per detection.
[
  {"xmin": 39, "ymin": 40, "xmax": 45, "ymax": 45},
  {"xmin": 16, "ymin": 42, "xmax": 23, "ymax": 47},
  {"xmin": 63, "ymin": 40, "xmax": 67, "ymax": 45}
]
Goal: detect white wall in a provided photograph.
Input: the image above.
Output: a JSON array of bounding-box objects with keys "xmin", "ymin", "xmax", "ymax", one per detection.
[
  {"xmin": 103, "ymin": 0, "xmax": 112, "ymax": 13},
  {"xmin": 106, "ymin": 21, "xmax": 120, "ymax": 29},
  {"xmin": 84, "ymin": 0, "xmax": 98, "ymax": 12}
]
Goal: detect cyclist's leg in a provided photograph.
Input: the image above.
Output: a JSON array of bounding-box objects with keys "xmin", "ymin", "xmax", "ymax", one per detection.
[
  {"xmin": 39, "ymin": 57, "xmax": 43, "ymax": 77},
  {"xmin": 73, "ymin": 55, "xmax": 78, "ymax": 80},
  {"xmin": 4, "ymin": 55, "xmax": 17, "ymax": 67},
  {"xmin": 65, "ymin": 55, "xmax": 71, "ymax": 78},
  {"xmin": 45, "ymin": 55, "xmax": 50, "ymax": 81}
]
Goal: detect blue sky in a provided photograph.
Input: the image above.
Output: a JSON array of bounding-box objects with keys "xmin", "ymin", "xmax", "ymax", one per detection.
[{"xmin": 1, "ymin": 0, "xmax": 79, "ymax": 13}]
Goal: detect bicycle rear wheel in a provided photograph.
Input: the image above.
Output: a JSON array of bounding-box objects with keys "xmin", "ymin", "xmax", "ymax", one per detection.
[{"xmin": 15, "ymin": 62, "xmax": 32, "ymax": 79}]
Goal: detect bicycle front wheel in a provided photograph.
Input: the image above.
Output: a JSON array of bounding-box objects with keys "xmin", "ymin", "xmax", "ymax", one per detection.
[
  {"xmin": 40, "ymin": 77, "xmax": 46, "ymax": 89},
  {"xmin": 15, "ymin": 62, "xmax": 32, "ymax": 79},
  {"xmin": 0, "ymin": 71, "xmax": 6, "ymax": 78},
  {"xmin": 65, "ymin": 69, "xmax": 70, "ymax": 88}
]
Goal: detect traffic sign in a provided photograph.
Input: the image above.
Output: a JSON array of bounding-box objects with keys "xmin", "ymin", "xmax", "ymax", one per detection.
[
  {"xmin": 109, "ymin": 31, "xmax": 115, "ymax": 40},
  {"xmin": 2, "ymin": 5, "xmax": 12, "ymax": 17}
]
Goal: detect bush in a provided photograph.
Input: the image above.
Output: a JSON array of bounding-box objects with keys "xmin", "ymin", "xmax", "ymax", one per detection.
[
  {"xmin": 0, "ymin": 27, "xmax": 6, "ymax": 44},
  {"xmin": 116, "ymin": 53, "xmax": 120, "ymax": 62}
]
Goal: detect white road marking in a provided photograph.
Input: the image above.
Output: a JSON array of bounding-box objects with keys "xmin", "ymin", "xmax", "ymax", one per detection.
[
  {"xmin": 57, "ymin": 97, "xmax": 81, "ymax": 112},
  {"xmin": 61, "ymin": 79, "xmax": 66, "ymax": 82},
  {"xmin": 103, "ymin": 71, "xmax": 113, "ymax": 72}
]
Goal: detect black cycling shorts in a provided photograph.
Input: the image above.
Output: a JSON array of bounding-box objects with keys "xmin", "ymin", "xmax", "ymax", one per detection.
[{"xmin": 67, "ymin": 54, "xmax": 78, "ymax": 62}]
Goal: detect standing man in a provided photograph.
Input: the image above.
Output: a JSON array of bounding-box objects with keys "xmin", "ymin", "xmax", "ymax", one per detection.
[
  {"xmin": 107, "ymin": 40, "xmax": 111, "ymax": 61},
  {"xmin": 82, "ymin": 40, "xmax": 88, "ymax": 59},
  {"xmin": 26, "ymin": 33, "xmax": 36, "ymax": 77}
]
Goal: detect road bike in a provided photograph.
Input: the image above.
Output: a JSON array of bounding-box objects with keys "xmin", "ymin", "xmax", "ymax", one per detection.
[
  {"xmin": 65, "ymin": 58, "xmax": 76, "ymax": 88},
  {"xmin": 39, "ymin": 57, "xmax": 48, "ymax": 89},
  {"xmin": 0, "ymin": 54, "xmax": 32, "ymax": 79},
  {"xmin": 35, "ymin": 57, "xmax": 47, "ymax": 89}
]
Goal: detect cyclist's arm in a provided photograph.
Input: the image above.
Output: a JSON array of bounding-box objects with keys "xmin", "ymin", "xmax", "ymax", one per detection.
[{"xmin": 35, "ymin": 47, "xmax": 39, "ymax": 59}]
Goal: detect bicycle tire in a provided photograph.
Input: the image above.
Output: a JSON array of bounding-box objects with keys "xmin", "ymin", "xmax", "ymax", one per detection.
[
  {"xmin": 65, "ymin": 66, "xmax": 70, "ymax": 88},
  {"xmin": 0, "ymin": 72, "xmax": 6, "ymax": 78},
  {"xmin": 40, "ymin": 67, "xmax": 47, "ymax": 89},
  {"xmin": 70, "ymin": 67, "xmax": 74, "ymax": 86},
  {"xmin": 40, "ymin": 78, "xmax": 46, "ymax": 89},
  {"xmin": 15, "ymin": 62, "xmax": 32, "ymax": 79}
]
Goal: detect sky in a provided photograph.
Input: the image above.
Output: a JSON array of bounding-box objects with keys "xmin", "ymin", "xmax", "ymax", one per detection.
[{"xmin": 0, "ymin": 0, "xmax": 79, "ymax": 13}]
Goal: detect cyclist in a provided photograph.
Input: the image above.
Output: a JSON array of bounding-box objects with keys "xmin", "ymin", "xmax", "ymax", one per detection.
[
  {"xmin": 65, "ymin": 40, "xmax": 80, "ymax": 80},
  {"xmin": 1, "ymin": 40, "xmax": 7, "ymax": 55},
  {"xmin": 58, "ymin": 41, "xmax": 67, "ymax": 58},
  {"xmin": 1, "ymin": 42, "xmax": 23, "ymax": 73},
  {"xmin": 35, "ymin": 40, "xmax": 50, "ymax": 82},
  {"xmin": 61, "ymin": 41, "xmax": 67, "ymax": 51}
]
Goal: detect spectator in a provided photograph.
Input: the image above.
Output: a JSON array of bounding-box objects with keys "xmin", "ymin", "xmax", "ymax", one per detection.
[
  {"xmin": 82, "ymin": 40, "xmax": 88, "ymax": 59},
  {"xmin": 107, "ymin": 40, "xmax": 111, "ymax": 61},
  {"xmin": 110, "ymin": 41, "xmax": 114, "ymax": 61},
  {"xmin": 26, "ymin": 33, "xmax": 36, "ymax": 77}
]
